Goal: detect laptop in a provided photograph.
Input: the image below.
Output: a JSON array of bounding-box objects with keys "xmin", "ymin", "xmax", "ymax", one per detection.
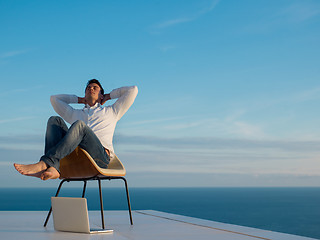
[{"xmin": 51, "ymin": 197, "xmax": 113, "ymax": 234}]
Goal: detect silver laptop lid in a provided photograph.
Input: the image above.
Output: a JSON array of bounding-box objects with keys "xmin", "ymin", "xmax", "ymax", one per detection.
[{"xmin": 51, "ymin": 197, "xmax": 90, "ymax": 233}]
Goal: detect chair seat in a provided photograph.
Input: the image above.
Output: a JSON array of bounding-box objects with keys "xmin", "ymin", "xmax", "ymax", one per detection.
[{"xmin": 59, "ymin": 147, "xmax": 126, "ymax": 179}]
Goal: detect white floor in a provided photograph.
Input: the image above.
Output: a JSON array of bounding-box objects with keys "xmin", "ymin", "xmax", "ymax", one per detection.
[{"xmin": 0, "ymin": 210, "xmax": 317, "ymax": 240}]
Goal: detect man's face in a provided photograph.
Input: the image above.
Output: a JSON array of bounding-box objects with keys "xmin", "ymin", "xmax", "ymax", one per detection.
[{"xmin": 85, "ymin": 83, "xmax": 103, "ymax": 103}]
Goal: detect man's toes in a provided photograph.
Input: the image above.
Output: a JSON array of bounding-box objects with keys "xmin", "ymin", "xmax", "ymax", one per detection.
[
  {"xmin": 40, "ymin": 172, "xmax": 48, "ymax": 181},
  {"xmin": 13, "ymin": 164, "xmax": 20, "ymax": 170}
]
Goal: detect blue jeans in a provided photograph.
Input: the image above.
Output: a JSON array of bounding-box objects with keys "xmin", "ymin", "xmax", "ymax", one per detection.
[{"xmin": 40, "ymin": 116, "xmax": 110, "ymax": 172}]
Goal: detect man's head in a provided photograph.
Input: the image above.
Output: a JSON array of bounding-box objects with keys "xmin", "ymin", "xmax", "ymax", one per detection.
[{"xmin": 85, "ymin": 79, "xmax": 104, "ymax": 105}]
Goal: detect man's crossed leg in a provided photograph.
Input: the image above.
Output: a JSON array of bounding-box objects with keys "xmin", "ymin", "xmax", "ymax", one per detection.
[{"xmin": 14, "ymin": 116, "xmax": 109, "ymax": 181}]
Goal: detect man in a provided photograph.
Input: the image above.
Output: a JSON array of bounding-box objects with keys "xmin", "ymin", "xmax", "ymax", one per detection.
[{"xmin": 14, "ymin": 79, "xmax": 138, "ymax": 180}]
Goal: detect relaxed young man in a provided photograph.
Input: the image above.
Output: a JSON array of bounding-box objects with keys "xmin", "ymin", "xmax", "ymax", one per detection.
[{"xmin": 14, "ymin": 79, "xmax": 138, "ymax": 180}]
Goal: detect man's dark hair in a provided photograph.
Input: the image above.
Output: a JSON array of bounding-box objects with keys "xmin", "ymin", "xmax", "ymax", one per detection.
[{"xmin": 86, "ymin": 79, "xmax": 104, "ymax": 95}]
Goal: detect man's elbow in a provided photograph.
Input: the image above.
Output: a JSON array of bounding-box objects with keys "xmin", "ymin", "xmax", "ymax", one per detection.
[
  {"xmin": 50, "ymin": 95, "xmax": 55, "ymax": 103},
  {"xmin": 131, "ymin": 85, "xmax": 138, "ymax": 96}
]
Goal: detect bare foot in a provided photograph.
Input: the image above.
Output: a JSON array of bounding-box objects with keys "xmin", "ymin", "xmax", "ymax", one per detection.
[
  {"xmin": 41, "ymin": 167, "xmax": 60, "ymax": 180},
  {"xmin": 14, "ymin": 161, "xmax": 48, "ymax": 178}
]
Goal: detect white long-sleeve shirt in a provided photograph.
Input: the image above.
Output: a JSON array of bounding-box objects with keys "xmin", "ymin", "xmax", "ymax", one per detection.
[{"xmin": 50, "ymin": 86, "xmax": 138, "ymax": 157}]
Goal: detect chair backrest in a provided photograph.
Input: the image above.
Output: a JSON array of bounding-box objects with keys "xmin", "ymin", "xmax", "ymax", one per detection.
[{"xmin": 59, "ymin": 147, "xmax": 126, "ymax": 179}]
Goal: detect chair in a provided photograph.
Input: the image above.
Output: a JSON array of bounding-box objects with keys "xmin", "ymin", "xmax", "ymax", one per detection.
[{"xmin": 43, "ymin": 147, "xmax": 133, "ymax": 229}]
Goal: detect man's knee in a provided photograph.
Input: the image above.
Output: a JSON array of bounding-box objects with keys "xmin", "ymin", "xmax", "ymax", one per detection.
[
  {"xmin": 47, "ymin": 116, "xmax": 63, "ymax": 125},
  {"xmin": 72, "ymin": 120, "xmax": 86, "ymax": 129}
]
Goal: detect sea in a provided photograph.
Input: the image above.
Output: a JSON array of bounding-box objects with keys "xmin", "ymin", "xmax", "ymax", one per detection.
[{"xmin": 1, "ymin": 187, "xmax": 319, "ymax": 239}]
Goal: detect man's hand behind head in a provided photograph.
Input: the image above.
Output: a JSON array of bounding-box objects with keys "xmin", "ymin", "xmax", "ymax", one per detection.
[{"xmin": 101, "ymin": 94, "xmax": 111, "ymax": 105}]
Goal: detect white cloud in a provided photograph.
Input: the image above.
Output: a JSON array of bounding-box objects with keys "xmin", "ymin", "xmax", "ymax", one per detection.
[
  {"xmin": 232, "ymin": 121, "xmax": 265, "ymax": 138},
  {"xmin": 159, "ymin": 45, "xmax": 176, "ymax": 52},
  {"xmin": 117, "ymin": 144, "xmax": 320, "ymax": 178},
  {"xmin": 125, "ymin": 116, "xmax": 185, "ymax": 126},
  {"xmin": 154, "ymin": 0, "xmax": 220, "ymax": 29},
  {"xmin": 116, "ymin": 133, "xmax": 320, "ymax": 152},
  {"xmin": 0, "ymin": 116, "xmax": 36, "ymax": 124},
  {"xmin": 163, "ymin": 119, "xmax": 210, "ymax": 130},
  {"xmin": 280, "ymin": 2, "xmax": 320, "ymax": 23},
  {"xmin": 0, "ymin": 85, "xmax": 44, "ymax": 98},
  {"xmin": 0, "ymin": 161, "xmax": 13, "ymax": 166},
  {"xmin": 156, "ymin": 18, "xmax": 193, "ymax": 29},
  {"xmin": 161, "ymin": 116, "xmax": 267, "ymax": 139},
  {"xmin": 293, "ymin": 86, "xmax": 320, "ymax": 102},
  {"xmin": 0, "ymin": 134, "xmax": 43, "ymax": 150},
  {"xmin": 0, "ymin": 49, "xmax": 29, "ymax": 59},
  {"xmin": 242, "ymin": 1, "xmax": 320, "ymax": 35}
]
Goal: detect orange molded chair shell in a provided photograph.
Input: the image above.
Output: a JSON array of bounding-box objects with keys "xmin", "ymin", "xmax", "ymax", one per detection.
[{"xmin": 59, "ymin": 147, "xmax": 126, "ymax": 179}]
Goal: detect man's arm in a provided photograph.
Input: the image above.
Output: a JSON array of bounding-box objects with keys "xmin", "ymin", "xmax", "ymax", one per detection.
[
  {"xmin": 78, "ymin": 97, "xmax": 86, "ymax": 104},
  {"xmin": 107, "ymin": 86, "xmax": 138, "ymax": 120},
  {"xmin": 50, "ymin": 94, "xmax": 79, "ymax": 124}
]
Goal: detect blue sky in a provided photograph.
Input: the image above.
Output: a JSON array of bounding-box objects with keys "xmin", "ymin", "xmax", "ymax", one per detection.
[{"xmin": 1, "ymin": 0, "xmax": 320, "ymax": 188}]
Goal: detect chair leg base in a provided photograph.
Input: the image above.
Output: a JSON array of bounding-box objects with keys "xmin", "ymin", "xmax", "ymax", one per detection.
[
  {"xmin": 44, "ymin": 179, "xmax": 66, "ymax": 227},
  {"xmin": 43, "ymin": 176, "xmax": 133, "ymax": 227},
  {"xmin": 98, "ymin": 178, "xmax": 105, "ymax": 229},
  {"xmin": 121, "ymin": 177, "xmax": 133, "ymax": 225}
]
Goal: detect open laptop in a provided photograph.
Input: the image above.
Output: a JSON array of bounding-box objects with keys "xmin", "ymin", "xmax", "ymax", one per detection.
[{"xmin": 51, "ymin": 197, "xmax": 113, "ymax": 234}]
